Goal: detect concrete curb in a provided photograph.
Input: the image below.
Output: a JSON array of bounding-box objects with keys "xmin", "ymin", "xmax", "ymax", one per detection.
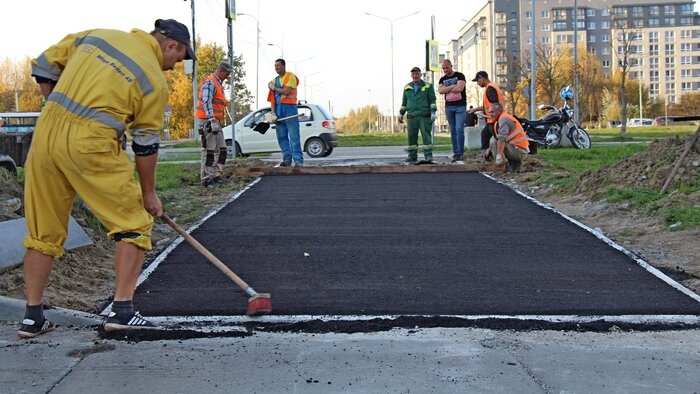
[{"xmin": 0, "ymin": 295, "xmax": 101, "ymax": 326}]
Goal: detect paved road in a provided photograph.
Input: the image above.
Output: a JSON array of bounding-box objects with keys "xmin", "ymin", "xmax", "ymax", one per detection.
[{"xmin": 2, "ymin": 156, "xmax": 699, "ymax": 393}]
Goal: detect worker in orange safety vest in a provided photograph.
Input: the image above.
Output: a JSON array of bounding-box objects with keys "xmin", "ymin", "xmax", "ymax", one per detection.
[{"xmin": 196, "ymin": 60, "xmax": 231, "ymax": 187}]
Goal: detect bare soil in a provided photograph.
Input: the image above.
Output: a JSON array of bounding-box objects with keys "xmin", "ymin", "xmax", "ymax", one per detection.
[{"xmin": 1, "ymin": 136, "xmax": 698, "ymax": 313}]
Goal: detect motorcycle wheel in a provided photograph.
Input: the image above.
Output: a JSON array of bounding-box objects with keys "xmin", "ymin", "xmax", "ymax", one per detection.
[{"xmin": 570, "ymin": 126, "xmax": 591, "ymax": 149}]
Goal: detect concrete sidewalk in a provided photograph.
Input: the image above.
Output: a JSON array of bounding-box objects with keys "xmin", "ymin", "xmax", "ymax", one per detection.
[{"xmin": 2, "ymin": 315, "xmax": 699, "ymax": 393}]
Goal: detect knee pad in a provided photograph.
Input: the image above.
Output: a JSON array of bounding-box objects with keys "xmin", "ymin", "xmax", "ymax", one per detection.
[
  {"xmin": 205, "ymin": 151, "xmax": 216, "ymax": 166},
  {"xmin": 217, "ymin": 148, "xmax": 227, "ymax": 165}
]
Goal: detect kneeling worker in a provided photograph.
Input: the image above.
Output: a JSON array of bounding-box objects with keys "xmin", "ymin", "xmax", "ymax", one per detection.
[{"xmin": 487, "ymin": 103, "xmax": 529, "ymax": 172}]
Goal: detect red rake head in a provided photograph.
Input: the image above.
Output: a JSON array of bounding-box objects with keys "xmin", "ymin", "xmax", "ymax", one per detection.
[{"xmin": 247, "ymin": 293, "xmax": 272, "ymax": 316}]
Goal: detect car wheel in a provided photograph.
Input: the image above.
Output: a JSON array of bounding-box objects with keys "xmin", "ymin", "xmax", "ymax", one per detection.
[
  {"xmin": 321, "ymin": 146, "xmax": 334, "ymax": 157},
  {"xmin": 226, "ymin": 140, "xmax": 246, "ymax": 158},
  {"xmin": 305, "ymin": 137, "xmax": 326, "ymax": 158}
]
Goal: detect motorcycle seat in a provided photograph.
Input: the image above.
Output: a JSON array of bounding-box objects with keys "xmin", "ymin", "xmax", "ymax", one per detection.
[{"xmin": 515, "ymin": 116, "xmax": 548, "ymax": 128}]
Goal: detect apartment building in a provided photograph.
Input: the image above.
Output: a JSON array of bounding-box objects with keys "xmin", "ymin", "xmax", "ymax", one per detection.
[{"xmin": 454, "ymin": 0, "xmax": 700, "ymax": 105}]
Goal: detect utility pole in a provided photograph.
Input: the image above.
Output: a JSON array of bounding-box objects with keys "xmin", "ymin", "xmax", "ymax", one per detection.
[
  {"xmin": 190, "ymin": 0, "xmax": 197, "ymax": 138},
  {"xmin": 225, "ymin": 0, "xmax": 237, "ymax": 156},
  {"xmin": 573, "ymin": 0, "xmax": 580, "ymax": 124},
  {"xmin": 530, "ymin": 0, "xmax": 536, "ymax": 119}
]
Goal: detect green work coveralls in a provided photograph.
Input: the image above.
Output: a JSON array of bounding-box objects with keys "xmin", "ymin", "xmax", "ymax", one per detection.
[{"xmin": 399, "ymin": 80, "xmax": 437, "ymax": 161}]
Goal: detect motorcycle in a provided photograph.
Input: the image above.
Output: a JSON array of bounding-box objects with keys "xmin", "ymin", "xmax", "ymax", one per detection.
[{"xmin": 515, "ymin": 87, "xmax": 591, "ymax": 151}]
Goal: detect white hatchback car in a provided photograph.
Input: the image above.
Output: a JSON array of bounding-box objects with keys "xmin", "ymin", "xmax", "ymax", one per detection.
[{"xmin": 223, "ymin": 103, "xmax": 338, "ymax": 158}]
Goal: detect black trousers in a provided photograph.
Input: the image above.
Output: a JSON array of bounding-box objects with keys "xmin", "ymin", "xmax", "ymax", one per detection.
[{"xmin": 480, "ymin": 123, "xmax": 494, "ymax": 150}]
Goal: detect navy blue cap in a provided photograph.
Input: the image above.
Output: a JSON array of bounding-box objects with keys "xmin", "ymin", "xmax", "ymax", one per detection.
[{"xmin": 155, "ymin": 19, "xmax": 196, "ymax": 60}]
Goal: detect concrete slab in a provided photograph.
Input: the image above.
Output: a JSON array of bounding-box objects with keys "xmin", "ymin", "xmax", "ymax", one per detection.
[
  {"xmin": 2, "ymin": 322, "xmax": 699, "ymax": 393},
  {"xmin": 0, "ymin": 216, "xmax": 92, "ymax": 271}
]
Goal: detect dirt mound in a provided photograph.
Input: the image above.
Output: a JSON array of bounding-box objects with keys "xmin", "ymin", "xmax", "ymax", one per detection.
[{"xmin": 577, "ymin": 136, "xmax": 700, "ymax": 198}]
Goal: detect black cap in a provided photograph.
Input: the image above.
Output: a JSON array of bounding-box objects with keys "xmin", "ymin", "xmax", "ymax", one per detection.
[
  {"xmin": 472, "ymin": 71, "xmax": 488, "ymax": 82},
  {"xmin": 155, "ymin": 19, "xmax": 196, "ymax": 60},
  {"xmin": 410, "ymin": 67, "xmax": 421, "ymax": 73}
]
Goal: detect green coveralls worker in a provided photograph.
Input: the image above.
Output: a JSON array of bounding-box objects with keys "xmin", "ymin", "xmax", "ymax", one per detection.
[{"xmin": 399, "ymin": 78, "xmax": 437, "ymax": 161}]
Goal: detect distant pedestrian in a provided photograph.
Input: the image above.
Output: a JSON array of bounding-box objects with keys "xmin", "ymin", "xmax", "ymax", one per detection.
[
  {"xmin": 437, "ymin": 59, "xmax": 467, "ymax": 164},
  {"xmin": 267, "ymin": 58, "xmax": 302, "ymax": 166},
  {"xmin": 465, "ymin": 106, "xmax": 478, "ymax": 127},
  {"xmin": 399, "ymin": 67, "xmax": 437, "ymax": 164},
  {"xmin": 467, "ymin": 71, "xmax": 504, "ymax": 158},
  {"xmin": 19, "ymin": 18, "xmax": 194, "ymax": 338},
  {"xmin": 196, "ymin": 60, "xmax": 232, "ymax": 187}
]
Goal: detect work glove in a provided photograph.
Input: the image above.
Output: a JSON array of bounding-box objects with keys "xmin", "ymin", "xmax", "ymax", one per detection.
[
  {"xmin": 431, "ymin": 113, "xmax": 437, "ymax": 122},
  {"xmin": 264, "ymin": 112, "xmax": 278, "ymax": 123},
  {"xmin": 398, "ymin": 114, "xmax": 404, "ymax": 124},
  {"xmin": 495, "ymin": 154, "xmax": 505, "ymax": 165},
  {"xmin": 209, "ymin": 119, "xmax": 222, "ymax": 134}
]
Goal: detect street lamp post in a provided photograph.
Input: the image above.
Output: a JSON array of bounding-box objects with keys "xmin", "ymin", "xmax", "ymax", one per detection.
[
  {"xmin": 364, "ymin": 10, "xmax": 420, "ymax": 133},
  {"xmin": 300, "ymin": 70, "xmax": 321, "ymax": 101},
  {"xmin": 267, "ymin": 43, "xmax": 283, "ymax": 58},
  {"xmin": 237, "ymin": 12, "xmax": 260, "ymax": 109}
]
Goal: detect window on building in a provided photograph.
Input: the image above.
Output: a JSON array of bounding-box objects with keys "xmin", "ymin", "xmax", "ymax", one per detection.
[
  {"xmin": 680, "ymin": 4, "xmax": 692, "ymax": 15},
  {"xmin": 632, "ymin": 7, "xmax": 643, "ymax": 17},
  {"xmin": 554, "ymin": 22, "xmax": 567, "ymax": 30},
  {"xmin": 633, "ymin": 19, "xmax": 644, "ymax": 28},
  {"xmin": 682, "ymin": 82, "xmax": 692, "ymax": 91},
  {"xmin": 602, "ymin": 34, "xmax": 610, "ymax": 42},
  {"xmin": 650, "ymin": 6, "xmax": 659, "ymax": 16},
  {"xmin": 603, "ymin": 60, "xmax": 611, "ymax": 67},
  {"xmin": 665, "ymin": 44, "xmax": 675, "ymax": 54},
  {"xmin": 649, "ymin": 44, "xmax": 659, "ymax": 55},
  {"xmin": 542, "ymin": 36, "xmax": 550, "ymax": 44},
  {"xmin": 542, "ymin": 24, "xmax": 550, "ymax": 31},
  {"xmin": 665, "ymin": 31, "xmax": 675, "ymax": 40},
  {"xmin": 649, "ymin": 31, "xmax": 659, "ymax": 42},
  {"xmin": 602, "ymin": 8, "xmax": 610, "ymax": 16},
  {"xmin": 527, "ymin": 37, "xmax": 532, "ymax": 45},
  {"xmin": 588, "ymin": 35, "xmax": 596, "ymax": 42},
  {"xmin": 589, "ymin": 47, "xmax": 596, "ymax": 54},
  {"xmin": 648, "ymin": 18, "xmax": 659, "ymax": 27},
  {"xmin": 666, "ymin": 83, "xmax": 676, "ymax": 94},
  {"xmin": 650, "ymin": 83, "xmax": 659, "ymax": 95},
  {"xmin": 601, "ymin": 21, "xmax": 610, "ymax": 29},
  {"xmin": 632, "ymin": 32, "xmax": 642, "ymax": 41},
  {"xmin": 602, "ymin": 46, "xmax": 610, "ymax": 55},
  {"xmin": 681, "ymin": 43, "xmax": 691, "ymax": 52},
  {"xmin": 526, "ymin": 11, "xmax": 532, "ymax": 19},
  {"xmin": 575, "ymin": 21, "xmax": 585, "ymax": 29},
  {"xmin": 681, "ymin": 69, "xmax": 691, "ymax": 78},
  {"xmin": 650, "ymin": 70, "xmax": 660, "ymax": 81},
  {"xmin": 557, "ymin": 35, "xmax": 567, "ymax": 44},
  {"xmin": 666, "ymin": 57, "xmax": 675, "ymax": 67},
  {"xmin": 665, "ymin": 18, "xmax": 676, "ymax": 26},
  {"xmin": 681, "ymin": 56, "xmax": 692, "ymax": 64},
  {"xmin": 613, "ymin": 7, "xmax": 627, "ymax": 17},
  {"xmin": 666, "ymin": 70, "xmax": 675, "ymax": 80},
  {"xmin": 587, "ymin": 9, "xmax": 596, "ymax": 17},
  {"xmin": 680, "ymin": 18, "xmax": 693, "ymax": 26},
  {"xmin": 664, "ymin": 5, "xmax": 675, "ymax": 15},
  {"xmin": 650, "ymin": 57, "xmax": 659, "ymax": 68},
  {"xmin": 541, "ymin": 10, "xmax": 549, "ymax": 18},
  {"xmin": 681, "ymin": 30, "xmax": 692, "ymax": 39}
]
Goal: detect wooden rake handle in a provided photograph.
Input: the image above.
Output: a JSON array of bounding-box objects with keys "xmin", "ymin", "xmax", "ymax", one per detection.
[{"xmin": 161, "ymin": 214, "xmax": 254, "ymax": 295}]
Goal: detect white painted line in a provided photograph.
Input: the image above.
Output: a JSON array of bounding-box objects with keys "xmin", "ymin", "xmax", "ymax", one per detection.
[
  {"xmin": 148, "ymin": 314, "xmax": 700, "ymax": 326},
  {"xmin": 100, "ymin": 177, "xmax": 263, "ymax": 316},
  {"xmin": 481, "ymin": 172, "xmax": 700, "ymax": 304}
]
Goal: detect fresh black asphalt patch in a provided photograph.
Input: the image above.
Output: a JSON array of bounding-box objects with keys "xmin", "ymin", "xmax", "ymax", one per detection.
[{"xmin": 135, "ymin": 173, "xmax": 700, "ymax": 322}]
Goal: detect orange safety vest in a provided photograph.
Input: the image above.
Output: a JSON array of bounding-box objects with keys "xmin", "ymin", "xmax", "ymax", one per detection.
[
  {"xmin": 267, "ymin": 72, "xmax": 299, "ymax": 105},
  {"xmin": 496, "ymin": 111, "xmax": 530, "ymax": 150},
  {"xmin": 195, "ymin": 75, "xmax": 226, "ymax": 120},
  {"xmin": 483, "ymin": 82, "xmax": 505, "ymax": 124}
]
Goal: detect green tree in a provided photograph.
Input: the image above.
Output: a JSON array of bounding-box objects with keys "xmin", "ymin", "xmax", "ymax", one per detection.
[{"xmin": 0, "ymin": 56, "xmax": 42, "ymax": 112}]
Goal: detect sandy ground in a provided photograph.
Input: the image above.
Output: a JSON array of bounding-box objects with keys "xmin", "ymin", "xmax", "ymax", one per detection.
[{"xmin": 0, "ymin": 136, "xmax": 698, "ymax": 313}]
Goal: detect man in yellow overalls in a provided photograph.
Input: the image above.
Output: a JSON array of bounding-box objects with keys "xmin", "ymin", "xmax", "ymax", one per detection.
[{"xmin": 18, "ymin": 19, "xmax": 194, "ymax": 338}]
